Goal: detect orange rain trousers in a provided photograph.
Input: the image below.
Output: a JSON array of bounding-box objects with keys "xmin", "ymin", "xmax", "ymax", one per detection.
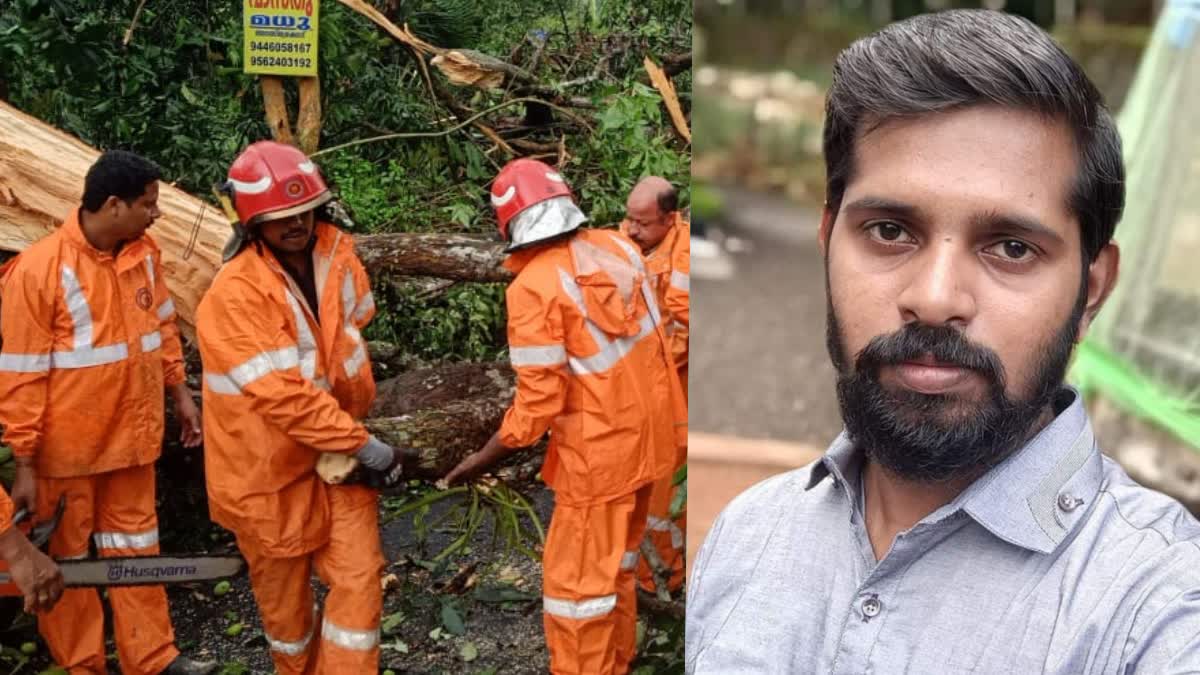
[
  {"xmin": 36, "ymin": 463, "xmax": 178, "ymax": 675},
  {"xmin": 237, "ymin": 485, "xmax": 385, "ymax": 675},
  {"xmin": 542, "ymin": 484, "xmax": 653, "ymax": 675},
  {"xmin": 635, "ymin": 447, "xmax": 687, "ymax": 594}
]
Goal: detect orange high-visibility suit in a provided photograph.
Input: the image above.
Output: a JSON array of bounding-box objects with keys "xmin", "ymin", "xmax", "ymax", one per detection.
[
  {"xmin": 0, "ymin": 210, "xmax": 185, "ymax": 674},
  {"xmin": 197, "ymin": 221, "xmax": 383, "ymax": 674},
  {"xmin": 622, "ymin": 212, "xmax": 689, "ymax": 593},
  {"xmin": 500, "ymin": 228, "xmax": 685, "ymax": 674}
]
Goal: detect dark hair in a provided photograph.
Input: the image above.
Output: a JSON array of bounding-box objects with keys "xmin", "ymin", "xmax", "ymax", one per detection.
[
  {"xmin": 82, "ymin": 150, "xmax": 162, "ymax": 212},
  {"xmin": 823, "ymin": 9, "xmax": 1124, "ymax": 264},
  {"xmin": 656, "ymin": 185, "xmax": 679, "ymax": 215}
]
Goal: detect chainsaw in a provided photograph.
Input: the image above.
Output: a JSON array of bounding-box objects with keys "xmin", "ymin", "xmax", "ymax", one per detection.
[{"xmin": 0, "ymin": 495, "xmax": 245, "ymax": 593}]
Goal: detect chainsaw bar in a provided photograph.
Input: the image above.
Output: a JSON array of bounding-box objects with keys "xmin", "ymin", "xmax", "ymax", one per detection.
[{"xmin": 0, "ymin": 555, "xmax": 245, "ymax": 588}]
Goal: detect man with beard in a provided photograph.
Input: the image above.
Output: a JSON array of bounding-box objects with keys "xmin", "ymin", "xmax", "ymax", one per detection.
[{"xmin": 686, "ymin": 10, "xmax": 1200, "ymax": 674}]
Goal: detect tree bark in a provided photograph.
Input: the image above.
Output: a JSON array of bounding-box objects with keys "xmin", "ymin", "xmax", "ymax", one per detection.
[
  {"xmin": 261, "ymin": 76, "xmax": 295, "ymax": 145},
  {"xmin": 354, "ymin": 232, "xmax": 513, "ymax": 283},
  {"xmin": 365, "ymin": 361, "xmax": 516, "ymax": 478},
  {"xmin": 296, "ymin": 76, "xmax": 322, "ymax": 155}
]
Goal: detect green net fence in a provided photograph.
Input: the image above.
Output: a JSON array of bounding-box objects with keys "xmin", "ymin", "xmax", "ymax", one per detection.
[{"xmin": 1070, "ymin": 0, "xmax": 1200, "ymax": 450}]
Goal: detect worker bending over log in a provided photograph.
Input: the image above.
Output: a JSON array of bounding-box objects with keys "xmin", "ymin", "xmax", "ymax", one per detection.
[
  {"xmin": 443, "ymin": 159, "xmax": 687, "ymax": 675},
  {"xmin": 196, "ymin": 141, "xmax": 409, "ymax": 673}
]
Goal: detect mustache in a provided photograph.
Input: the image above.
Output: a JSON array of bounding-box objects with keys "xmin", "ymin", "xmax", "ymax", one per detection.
[{"xmin": 854, "ymin": 323, "xmax": 1006, "ymax": 388}]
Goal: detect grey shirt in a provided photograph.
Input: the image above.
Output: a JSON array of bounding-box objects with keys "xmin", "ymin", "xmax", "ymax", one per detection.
[{"xmin": 687, "ymin": 390, "xmax": 1200, "ymax": 674}]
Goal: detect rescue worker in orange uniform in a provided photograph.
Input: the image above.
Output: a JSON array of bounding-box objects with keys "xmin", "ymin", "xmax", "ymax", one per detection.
[
  {"xmin": 197, "ymin": 141, "xmax": 408, "ymax": 674},
  {"xmin": 620, "ymin": 176, "xmax": 689, "ymax": 594},
  {"xmin": 0, "ymin": 150, "xmax": 214, "ymax": 674},
  {"xmin": 444, "ymin": 159, "xmax": 686, "ymax": 675},
  {"xmin": 0, "ymin": 485, "xmax": 65, "ymax": 614}
]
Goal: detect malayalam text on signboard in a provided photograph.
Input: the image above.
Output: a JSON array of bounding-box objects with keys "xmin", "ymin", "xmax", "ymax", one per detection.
[{"xmin": 243, "ymin": 0, "xmax": 319, "ymax": 77}]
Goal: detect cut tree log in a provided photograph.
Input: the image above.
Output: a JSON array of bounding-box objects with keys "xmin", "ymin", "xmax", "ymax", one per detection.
[
  {"xmin": 0, "ymin": 100, "xmax": 228, "ymax": 340},
  {"xmin": 354, "ymin": 232, "xmax": 512, "ymax": 283},
  {"xmin": 315, "ymin": 361, "xmax": 517, "ymax": 482}
]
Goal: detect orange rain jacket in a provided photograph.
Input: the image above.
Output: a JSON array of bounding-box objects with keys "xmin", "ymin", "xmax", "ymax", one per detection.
[
  {"xmin": 197, "ymin": 221, "xmax": 377, "ymax": 557},
  {"xmin": 622, "ymin": 211, "xmax": 689, "ymax": 380},
  {"xmin": 0, "ymin": 210, "xmax": 184, "ymax": 477},
  {"xmin": 498, "ymin": 228, "xmax": 685, "ymax": 507}
]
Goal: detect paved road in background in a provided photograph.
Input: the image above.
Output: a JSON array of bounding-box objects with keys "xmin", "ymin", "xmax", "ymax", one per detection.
[{"xmin": 691, "ymin": 186, "xmax": 844, "ymax": 448}]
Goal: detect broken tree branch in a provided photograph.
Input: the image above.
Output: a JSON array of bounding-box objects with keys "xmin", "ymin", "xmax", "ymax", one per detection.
[
  {"xmin": 311, "ymin": 97, "xmax": 591, "ymax": 158},
  {"xmin": 644, "ymin": 57, "xmax": 690, "ymax": 144},
  {"xmin": 122, "ymin": 0, "xmax": 151, "ymax": 47}
]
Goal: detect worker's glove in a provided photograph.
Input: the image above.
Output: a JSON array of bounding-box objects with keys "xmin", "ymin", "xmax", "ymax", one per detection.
[{"xmin": 356, "ymin": 436, "xmax": 418, "ymax": 488}]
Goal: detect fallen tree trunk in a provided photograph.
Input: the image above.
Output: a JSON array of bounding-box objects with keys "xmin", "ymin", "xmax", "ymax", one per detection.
[
  {"xmin": 314, "ymin": 361, "xmax": 517, "ymax": 482},
  {"xmin": 367, "ymin": 361, "xmax": 515, "ymax": 478},
  {"xmin": 354, "ymin": 232, "xmax": 512, "ymax": 283}
]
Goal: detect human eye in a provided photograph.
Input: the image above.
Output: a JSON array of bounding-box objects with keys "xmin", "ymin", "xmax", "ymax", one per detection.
[
  {"xmin": 982, "ymin": 239, "xmax": 1038, "ymax": 264},
  {"xmin": 864, "ymin": 220, "xmax": 916, "ymax": 246}
]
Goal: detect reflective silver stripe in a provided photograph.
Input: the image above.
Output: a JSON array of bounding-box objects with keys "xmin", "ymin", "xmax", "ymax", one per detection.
[
  {"xmin": 94, "ymin": 527, "xmax": 158, "ymax": 550},
  {"xmin": 53, "ymin": 264, "xmax": 130, "ymax": 369},
  {"xmin": 267, "ymin": 605, "xmax": 317, "ymax": 656},
  {"xmin": 141, "ymin": 331, "xmax": 162, "ymax": 353},
  {"xmin": 670, "ymin": 270, "xmax": 690, "ymax": 292},
  {"xmin": 156, "ymin": 298, "xmax": 176, "ymax": 321},
  {"xmin": 353, "ymin": 291, "xmax": 375, "ymax": 324},
  {"xmin": 51, "ymin": 344, "xmax": 129, "ymax": 369},
  {"xmin": 510, "ymin": 345, "xmax": 567, "ymax": 367},
  {"xmin": 314, "ymin": 376, "xmax": 331, "ymax": 391},
  {"xmin": 61, "ymin": 265, "xmax": 93, "ymax": 349},
  {"xmin": 543, "ymin": 594, "xmax": 617, "ymax": 620},
  {"xmin": 204, "ymin": 346, "xmax": 300, "ymax": 395},
  {"xmin": 607, "ymin": 234, "xmax": 663, "ymax": 328},
  {"xmin": 144, "ymin": 255, "xmax": 155, "ymax": 284},
  {"xmin": 321, "ymin": 618, "xmax": 379, "ymax": 651},
  {"xmin": 286, "ymin": 293, "xmax": 320, "ymax": 381},
  {"xmin": 558, "ymin": 268, "xmax": 657, "ymax": 375},
  {"xmin": 341, "ymin": 272, "xmax": 367, "ymax": 376},
  {"xmin": 61, "ymin": 552, "xmax": 89, "ymax": 561},
  {"xmin": 0, "ymin": 353, "xmax": 51, "ymax": 373},
  {"xmin": 648, "ymin": 516, "xmax": 685, "ymax": 550},
  {"xmin": 620, "ymin": 551, "xmax": 639, "ymax": 570}
]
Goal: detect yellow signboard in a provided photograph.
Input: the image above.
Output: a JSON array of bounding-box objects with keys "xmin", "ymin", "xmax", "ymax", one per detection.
[{"xmin": 243, "ymin": 0, "xmax": 319, "ymax": 77}]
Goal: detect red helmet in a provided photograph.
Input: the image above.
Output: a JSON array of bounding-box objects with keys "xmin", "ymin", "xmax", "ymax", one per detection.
[
  {"xmin": 226, "ymin": 141, "xmax": 331, "ymax": 227},
  {"xmin": 490, "ymin": 159, "xmax": 585, "ymax": 251}
]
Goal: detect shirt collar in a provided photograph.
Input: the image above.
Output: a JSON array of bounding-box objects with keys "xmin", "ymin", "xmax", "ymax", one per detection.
[
  {"xmin": 62, "ymin": 208, "xmax": 151, "ymax": 271},
  {"xmin": 806, "ymin": 388, "xmax": 1103, "ymax": 554}
]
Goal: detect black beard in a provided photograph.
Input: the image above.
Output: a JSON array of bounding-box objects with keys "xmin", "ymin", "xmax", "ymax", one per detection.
[{"xmin": 826, "ymin": 283, "xmax": 1085, "ymax": 483}]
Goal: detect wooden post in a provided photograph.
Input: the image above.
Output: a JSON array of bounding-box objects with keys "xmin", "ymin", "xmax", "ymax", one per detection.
[
  {"xmin": 260, "ymin": 76, "xmax": 295, "ymax": 145},
  {"xmin": 296, "ymin": 76, "xmax": 322, "ymax": 155}
]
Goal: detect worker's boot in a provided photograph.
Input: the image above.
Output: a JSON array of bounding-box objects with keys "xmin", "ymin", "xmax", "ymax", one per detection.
[{"xmin": 162, "ymin": 654, "xmax": 219, "ymax": 675}]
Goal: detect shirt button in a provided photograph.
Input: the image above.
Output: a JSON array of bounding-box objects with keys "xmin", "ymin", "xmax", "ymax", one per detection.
[
  {"xmin": 861, "ymin": 594, "xmax": 882, "ymax": 620},
  {"xmin": 1058, "ymin": 493, "xmax": 1082, "ymax": 512}
]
